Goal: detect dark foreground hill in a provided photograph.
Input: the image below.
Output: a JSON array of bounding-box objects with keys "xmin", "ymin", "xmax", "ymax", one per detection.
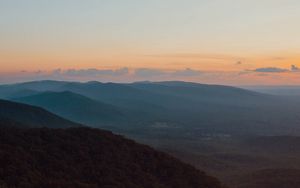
[
  {"xmin": 0, "ymin": 99, "xmax": 79, "ymax": 128},
  {"xmin": 0, "ymin": 124, "xmax": 224, "ymax": 188}
]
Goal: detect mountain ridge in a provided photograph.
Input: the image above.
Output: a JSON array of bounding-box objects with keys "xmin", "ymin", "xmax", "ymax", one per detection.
[
  {"xmin": 0, "ymin": 99, "xmax": 80, "ymax": 128},
  {"xmin": 13, "ymin": 91, "xmax": 124, "ymax": 127}
]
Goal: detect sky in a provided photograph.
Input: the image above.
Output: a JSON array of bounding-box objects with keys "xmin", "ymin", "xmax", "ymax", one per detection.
[{"xmin": 1, "ymin": 0, "xmax": 300, "ymax": 85}]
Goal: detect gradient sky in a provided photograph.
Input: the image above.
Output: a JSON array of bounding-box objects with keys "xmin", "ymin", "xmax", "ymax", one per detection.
[{"xmin": 1, "ymin": 0, "xmax": 300, "ymax": 85}]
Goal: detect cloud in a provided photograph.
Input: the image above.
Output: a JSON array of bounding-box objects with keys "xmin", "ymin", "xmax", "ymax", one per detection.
[
  {"xmin": 270, "ymin": 57, "xmax": 287, "ymax": 61},
  {"xmin": 48, "ymin": 67, "xmax": 204, "ymax": 79},
  {"xmin": 291, "ymin": 65, "xmax": 300, "ymax": 72},
  {"xmin": 134, "ymin": 68, "xmax": 165, "ymax": 77},
  {"xmin": 115, "ymin": 67, "xmax": 129, "ymax": 75},
  {"xmin": 35, "ymin": 70, "xmax": 43, "ymax": 74},
  {"xmin": 52, "ymin": 69, "xmax": 62, "ymax": 76},
  {"xmin": 59, "ymin": 68, "xmax": 129, "ymax": 77},
  {"xmin": 146, "ymin": 53, "xmax": 239, "ymax": 60},
  {"xmin": 172, "ymin": 68, "xmax": 202, "ymax": 77},
  {"xmin": 252, "ymin": 67, "xmax": 289, "ymax": 73},
  {"xmin": 249, "ymin": 65, "xmax": 300, "ymax": 73},
  {"xmin": 256, "ymin": 73, "xmax": 269, "ymax": 77},
  {"xmin": 2, "ymin": 66, "xmax": 300, "ymax": 85},
  {"xmin": 133, "ymin": 68, "xmax": 203, "ymax": 78}
]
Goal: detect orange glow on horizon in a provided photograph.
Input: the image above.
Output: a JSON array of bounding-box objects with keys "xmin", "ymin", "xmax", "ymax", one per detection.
[{"xmin": 1, "ymin": 51, "xmax": 300, "ymax": 72}]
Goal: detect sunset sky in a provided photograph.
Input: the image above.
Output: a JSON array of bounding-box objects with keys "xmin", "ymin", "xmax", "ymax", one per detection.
[{"xmin": 1, "ymin": 0, "xmax": 300, "ymax": 85}]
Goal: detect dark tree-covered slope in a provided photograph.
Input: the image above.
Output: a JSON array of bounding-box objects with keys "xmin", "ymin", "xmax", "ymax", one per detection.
[{"xmin": 0, "ymin": 125, "xmax": 224, "ymax": 188}]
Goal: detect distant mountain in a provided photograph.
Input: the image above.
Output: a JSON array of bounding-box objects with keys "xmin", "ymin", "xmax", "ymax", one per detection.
[
  {"xmin": 6, "ymin": 81, "xmax": 169, "ymax": 122},
  {"xmin": 1, "ymin": 80, "xmax": 267, "ymax": 105},
  {"xmin": 2, "ymin": 80, "xmax": 300, "ymax": 135},
  {"xmin": 243, "ymin": 85, "xmax": 300, "ymax": 96},
  {"xmin": 7, "ymin": 80, "xmax": 69, "ymax": 91},
  {"xmin": 0, "ymin": 124, "xmax": 224, "ymax": 188},
  {"xmin": 128, "ymin": 81, "xmax": 300, "ymax": 135},
  {"xmin": 0, "ymin": 99, "xmax": 79, "ymax": 128},
  {"xmin": 56, "ymin": 81, "xmax": 168, "ymax": 117},
  {"xmin": 6, "ymin": 89, "xmax": 39, "ymax": 99},
  {"xmin": 130, "ymin": 81, "xmax": 264, "ymax": 101},
  {"xmin": 129, "ymin": 81, "xmax": 269, "ymax": 109},
  {"xmin": 0, "ymin": 80, "xmax": 68, "ymax": 98},
  {"xmin": 14, "ymin": 91, "xmax": 125, "ymax": 127}
]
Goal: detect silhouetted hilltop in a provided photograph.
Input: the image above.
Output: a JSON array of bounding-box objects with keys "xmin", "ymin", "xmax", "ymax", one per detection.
[{"xmin": 0, "ymin": 124, "xmax": 224, "ymax": 188}]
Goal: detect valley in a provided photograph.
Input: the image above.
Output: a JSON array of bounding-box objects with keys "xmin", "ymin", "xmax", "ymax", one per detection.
[{"xmin": 1, "ymin": 80, "xmax": 300, "ymax": 188}]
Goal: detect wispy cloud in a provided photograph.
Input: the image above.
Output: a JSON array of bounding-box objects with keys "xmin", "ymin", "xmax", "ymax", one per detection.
[
  {"xmin": 247, "ymin": 65, "xmax": 300, "ymax": 73},
  {"xmin": 134, "ymin": 68, "xmax": 165, "ymax": 77},
  {"xmin": 56, "ymin": 68, "xmax": 129, "ymax": 77},
  {"xmin": 133, "ymin": 68, "xmax": 204, "ymax": 78},
  {"xmin": 2, "ymin": 65, "xmax": 300, "ymax": 85},
  {"xmin": 291, "ymin": 65, "xmax": 300, "ymax": 72},
  {"xmin": 172, "ymin": 68, "xmax": 202, "ymax": 76},
  {"xmin": 145, "ymin": 53, "xmax": 240, "ymax": 61},
  {"xmin": 252, "ymin": 67, "xmax": 289, "ymax": 73},
  {"xmin": 269, "ymin": 57, "xmax": 288, "ymax": 61}
]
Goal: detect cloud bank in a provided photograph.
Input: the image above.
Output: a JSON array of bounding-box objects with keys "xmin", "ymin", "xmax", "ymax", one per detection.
[
  {"xmin": 253, "ymin": 67, "xmax": 289, "ymax": 73},
  {"xmin": 249, "ymin": 65, "xmax": 300, "ymax": 73},
  {"xmin": 1, "ymin": 65, "xmax": 300, "ymax": 85},
  {"xmin": 53, "ymin": 68, "xmax": 129, "ymax": 77}
]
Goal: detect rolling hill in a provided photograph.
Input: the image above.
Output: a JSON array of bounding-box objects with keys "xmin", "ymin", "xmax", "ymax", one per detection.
[
  {"xmin": 13, "ymin": 91, "xmax": 125, "ymax": 127},
  {"xmin": 129, "ymin": 81, "xmax": 266, "ymax": 104},
  {"xmin": 0, "ymin": 99, "xmax": 79, "ymax": 128},
  {"xmin": 2, "ymin": 80, "xmax": 300, "ymax": 135},
  {"xmin": 0, "ymin": 80, "xmax": 68, "ymax": 98},
  {"xmin": 243, "ymin": 85, "xmax": 300, "ymax": 96}
]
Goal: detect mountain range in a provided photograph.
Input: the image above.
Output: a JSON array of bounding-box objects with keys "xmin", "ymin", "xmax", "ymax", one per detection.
[
  {"xmin": 1, "ymin": 80, "xmax": 300, "ymax": 135},
  {"xmin": 1, "ymin": 80, "xmax": 300, "ymax": 188}
]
